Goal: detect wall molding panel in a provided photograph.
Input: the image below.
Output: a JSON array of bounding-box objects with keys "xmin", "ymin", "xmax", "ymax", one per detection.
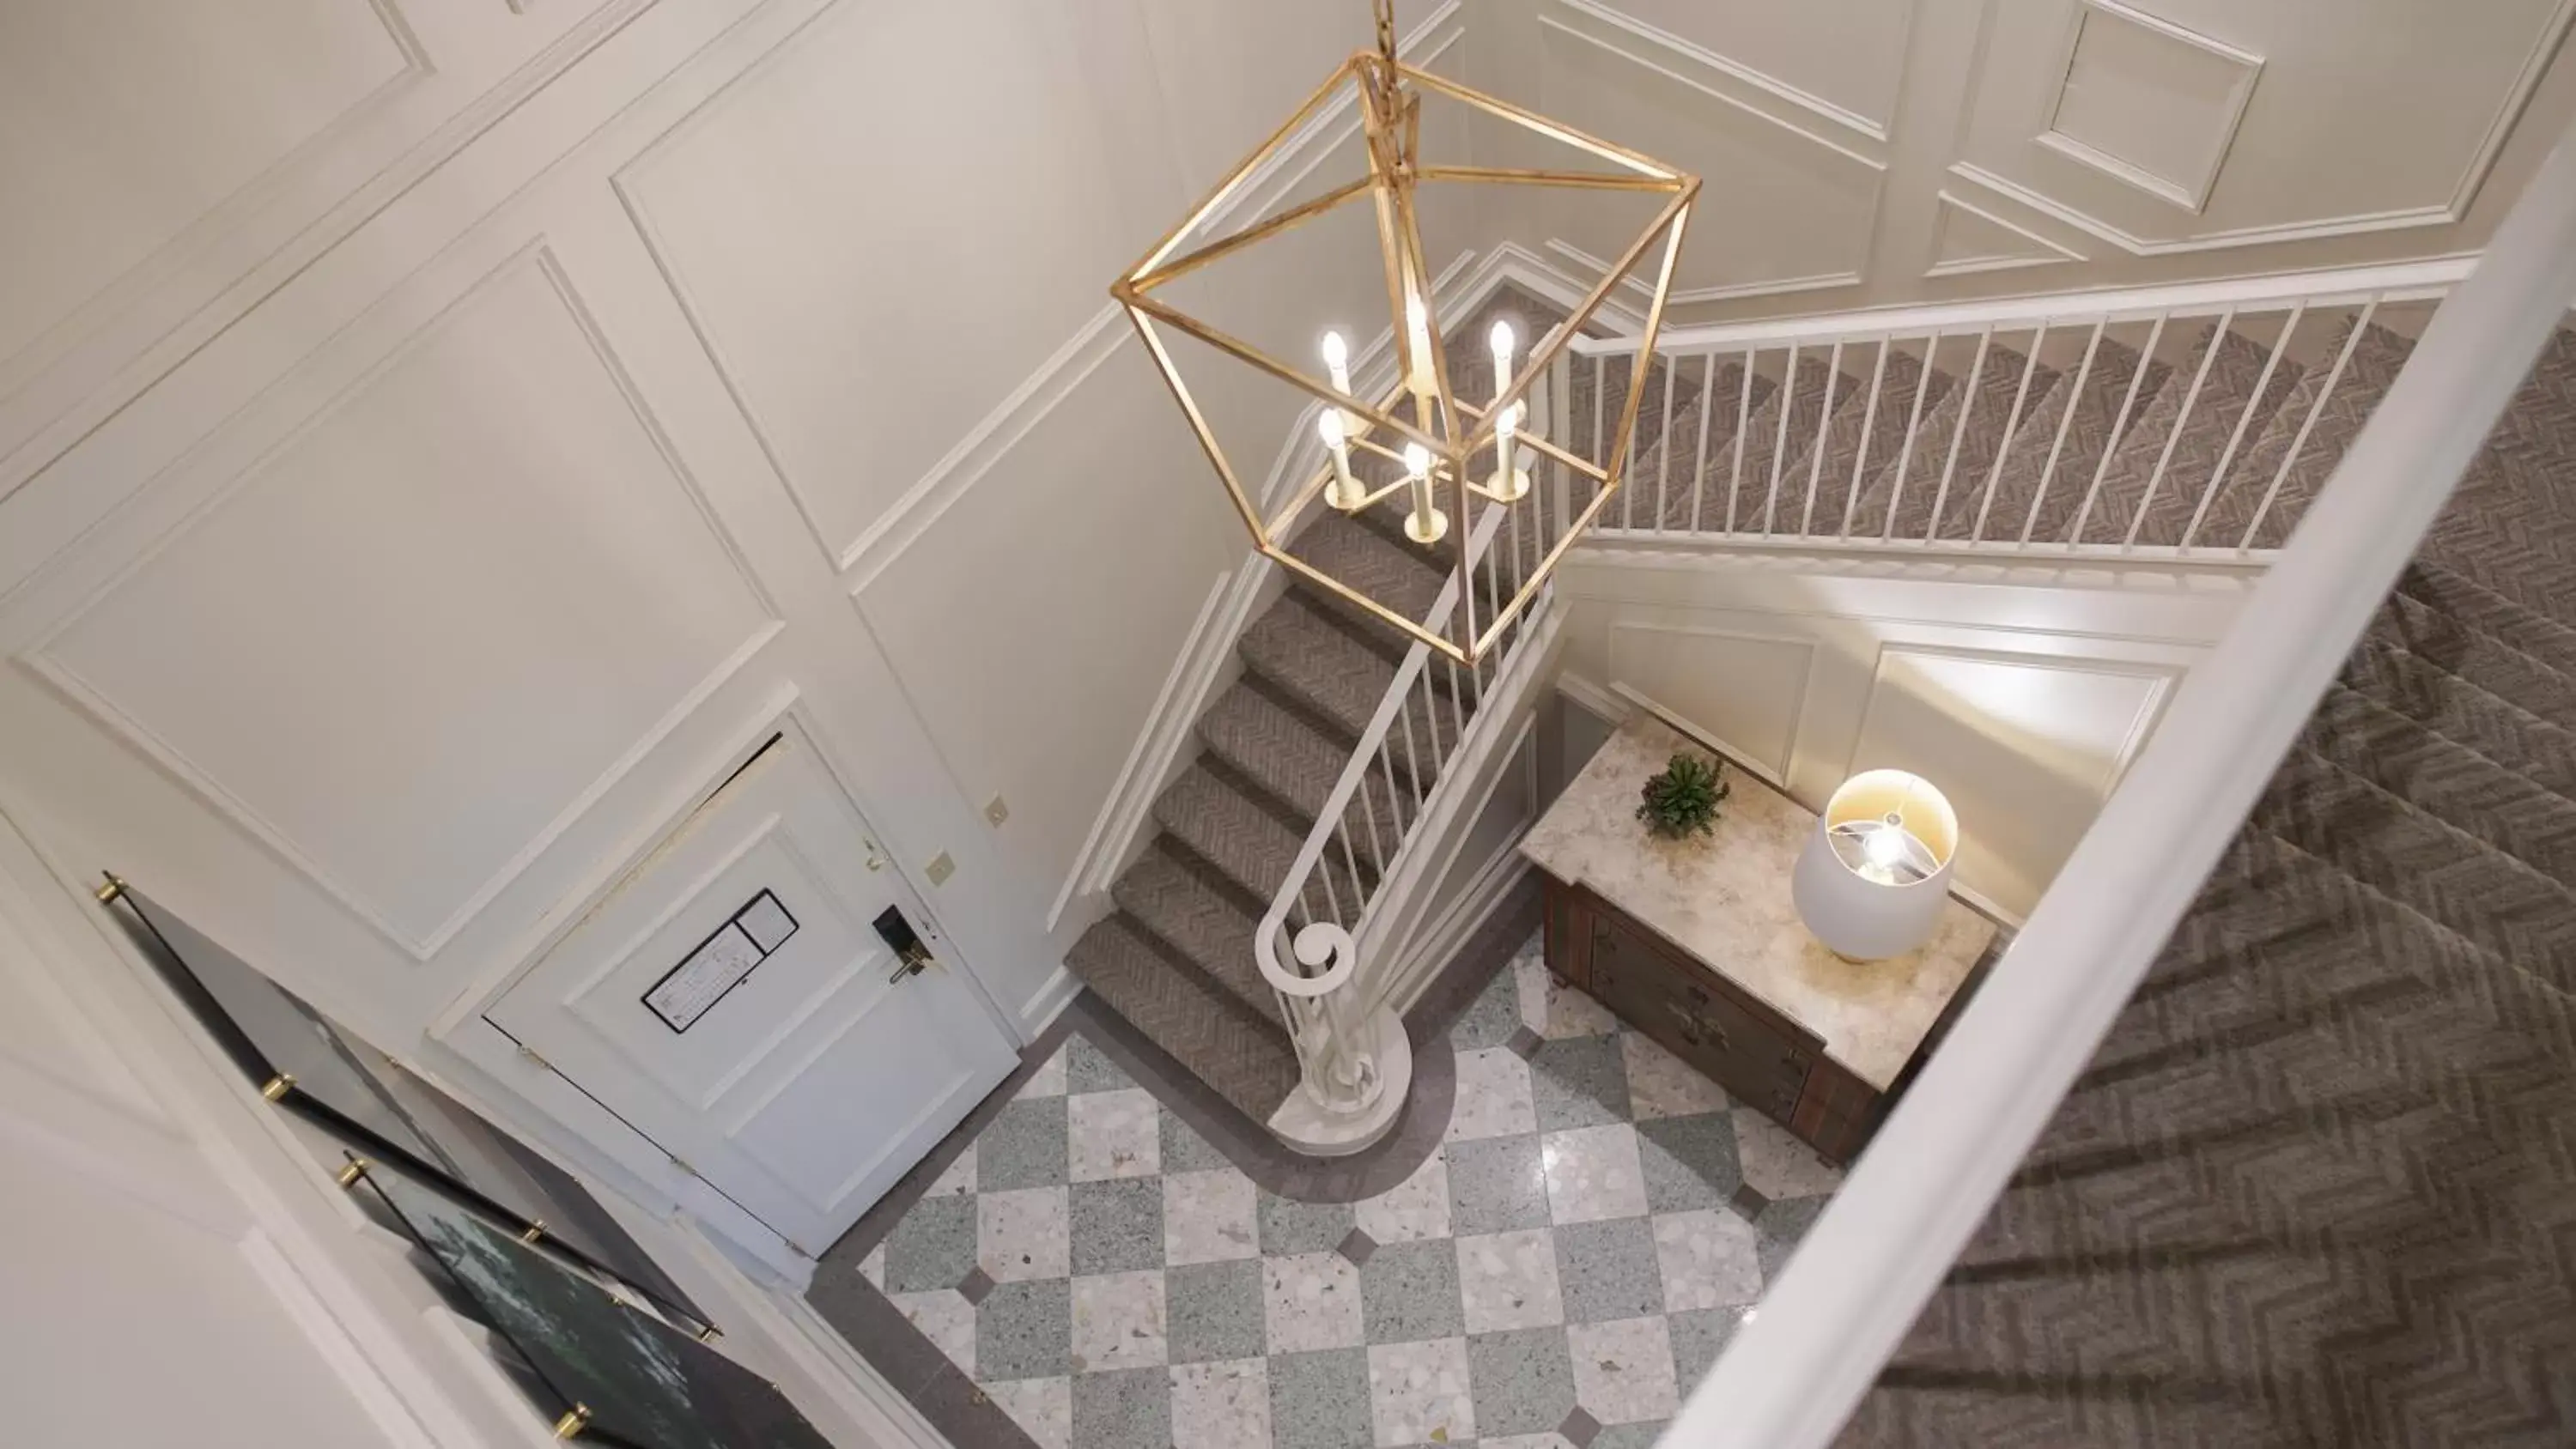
[
  {"xmin": 0, "ymin": 0, "xmax": 673, "ymax": 504},
  {"xmin": 1924, "ymin": 190, "xmax": 2087, "ymax": 278},
  {"xmin": 1942, "ymin": 0, "xmax": 2576, "ymax": 263},
  {"xmin": 16, "ymin": 240, "xmax": 782, "ymax": 963},
  {"xmin": 1540, "ymin": 0, "xmax": 1909, "ymax": 146},
  {"xmin": 1534, "ymin": 0, "xmax": 1888, "ymax": 306},
  {"xmin": 1605, "ymin": 619, "xmax": 1818, "ymax": 783},
  {"xmin": 2036, "ymin": 0, "xmax": 2263, "ymax": 215}
]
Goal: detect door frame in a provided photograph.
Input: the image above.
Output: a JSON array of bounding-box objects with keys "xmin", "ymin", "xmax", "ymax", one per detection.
[{"xmin": 423, "ymin": 695, "xmax": 1027, "ymax": 1282}]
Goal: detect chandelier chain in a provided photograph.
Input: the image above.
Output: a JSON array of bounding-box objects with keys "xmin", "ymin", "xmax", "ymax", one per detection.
[{"xmin": 1374, "ymin": 0, "xmax": 1396, "ymax": 70}]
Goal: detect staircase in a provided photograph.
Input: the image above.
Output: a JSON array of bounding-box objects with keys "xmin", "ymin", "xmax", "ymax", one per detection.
[
  {"xmin": 1065, "ymin": 288, "xmax": 1558, "ymax": 1128},
  {"xmin": 1829, "ymin": 325, "xmax": 2576, "ymax": 1446}
]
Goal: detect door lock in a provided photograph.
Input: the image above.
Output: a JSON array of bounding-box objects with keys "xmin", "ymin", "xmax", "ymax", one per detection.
[{"xmin": 874, "ymin": 906, "xmax": 936, "ymax": 985}]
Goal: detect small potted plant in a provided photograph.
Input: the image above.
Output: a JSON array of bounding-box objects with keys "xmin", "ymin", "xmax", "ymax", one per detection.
[{"xmin": 1637, "ymin": 751, "xmax": 1728, "ymax": 841}]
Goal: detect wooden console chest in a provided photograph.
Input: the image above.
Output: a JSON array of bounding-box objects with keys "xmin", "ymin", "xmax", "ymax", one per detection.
[{"xmin": 1522, "ymin": 716, "xmax": 1996, "ymax": 1164}]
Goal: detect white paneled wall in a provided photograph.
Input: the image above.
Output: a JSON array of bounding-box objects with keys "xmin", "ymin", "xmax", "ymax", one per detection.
[{"xmin": 1471, "ymin": 0, "xmax": 2576, "ymax": 319}]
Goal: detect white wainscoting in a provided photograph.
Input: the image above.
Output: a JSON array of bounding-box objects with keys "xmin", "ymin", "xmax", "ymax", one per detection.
[
  {"xmin": 1555, "ymin": 547, "xmax": 2244, "ymax": 916},
  {"xmin": 1494, "ymin": 0, "xmax": 2574, "ymax": 319}
]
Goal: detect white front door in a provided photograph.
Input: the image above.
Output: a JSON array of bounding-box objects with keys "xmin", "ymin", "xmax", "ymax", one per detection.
[{"xmin": 489, "ymin": 729, "xmax": 1016, "ymax": 1253}]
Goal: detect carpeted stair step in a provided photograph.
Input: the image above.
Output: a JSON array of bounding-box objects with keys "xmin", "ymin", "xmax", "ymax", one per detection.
[
  {"xmin": 2340, "ymin": 632, "xmax": 2576, "ymax": 804},
  {"xmin": 1783, "ymin": 349, "xmax": 1952, "ymax": 541},
  {"xmin": 2395, "ymin": 559, "xmax": 2576, "ymax": 682},
  {"xmin": 1606, "ymin": 354, "xmax": 1719, "ymax": 530},
  {"xmin": 1237, "ymin": 593, "xmax": 1461, "ymax": 789},
  {"xmin": 1109, "ymin": 843, "xmax": 1284, "ymax": 1028},
  {"xmin": 2050, "ymin": 826, "xmax": 2554, "ymax": 1160},
  {"xmin": 2369, "ymin": 585, "xmax": 2576, "ymax": 725},
  {"xmin": 1868, "ymin": 343, "xmax": 2050, "ymax": 543},
  {"xmin": 1195, "ymin": 681, "xmax": 1410, "ymax": 870},
  {"xmin": 2300, "ymin": 683, "xmax": 2576, "ymax": 889},
  {"xmin": 2002, "ymin": 339, "xmax": 2162, "ymax": 547},
  {"xmin": 1732, "ymin": 351, "xmax": 1867, "ymax": 535},
  {"xmin": 2190, "ymin": 320, "xmax": 2414, "ymax": 550},
  {"xmin": 1940, "ymin": 362, "xmax": 2073, "ymax": 543},
  {"xmin": 2418, "ymin": 326, "xmax": 2576, "ymax": 625},
  {"xmin": 1151, "ymin": 761, "xmax": 1360, "ymax": 921},
  {"xmin": 2251, "ymin": 744, "xmax": 2576, "ymax": 997},
  {"xmin": 1285, "ymin": 509, "xmax": 1450, "ymax": 652},
  {"xmin": 1064, "ymin": 915, "xmax": 1298, "ymax": 1123},
  {"xmin": 2082, "ymin": 325, "xmax": 2299, "ymax": 547},
  {"xmin": 1630, "ymin": 357, "xmax": 1760, "ymax": 531}
]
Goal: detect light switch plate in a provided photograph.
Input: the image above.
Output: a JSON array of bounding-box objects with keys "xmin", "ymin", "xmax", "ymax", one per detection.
[
  {"xmin": 924, "ymin": 852, "xmax": 956, "ymax": 886},
  {"xmin": 984, "ymin": 796, "xmax": 1010, "ymax": 827}
]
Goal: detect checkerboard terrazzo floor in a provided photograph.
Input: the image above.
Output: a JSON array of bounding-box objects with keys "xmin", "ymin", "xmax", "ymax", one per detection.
[{"xmin": 849, "ymin": 932, "xmax": 1844, "ymax": 1448}]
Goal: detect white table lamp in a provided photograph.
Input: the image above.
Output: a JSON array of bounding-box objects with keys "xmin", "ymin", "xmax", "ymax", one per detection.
[{"xmin": 1792, "ymin": 768, "xmax": 1959, "ymax": 961}]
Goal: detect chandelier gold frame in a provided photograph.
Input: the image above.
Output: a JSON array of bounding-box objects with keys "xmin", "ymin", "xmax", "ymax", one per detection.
[{"xmin": 1109, "ymin": 3, "xmax": 1698, "ymax": 666}]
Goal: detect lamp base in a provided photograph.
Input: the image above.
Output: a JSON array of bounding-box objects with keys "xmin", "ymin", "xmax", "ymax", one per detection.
[
  {"xmin": 1404, "ymin": 506, "xmax": 1449, "ymax": 544},
  {"xmin": 1485, "ymin": 464, "xmax": 1530, "ymax": 503}
]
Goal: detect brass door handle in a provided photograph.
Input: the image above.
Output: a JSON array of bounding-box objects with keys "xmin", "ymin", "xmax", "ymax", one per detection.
[{"xmin": 889, "ymin": 944, "xmax": 933, "ymax": 985}]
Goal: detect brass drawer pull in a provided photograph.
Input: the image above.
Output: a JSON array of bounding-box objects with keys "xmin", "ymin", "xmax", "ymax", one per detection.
[{"xmin": 1663, "ymin": 1002, "xmax": 1729, "ymax": 1054}]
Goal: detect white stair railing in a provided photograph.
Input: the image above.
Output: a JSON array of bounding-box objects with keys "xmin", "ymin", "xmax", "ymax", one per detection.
[
  {"xmin": 1255, "ymin": 450, "xmax": 1556, "ymax": 1137},
  {"xmin": 1564, "ymin": 256, "xmax": 2475, "ymax": 559},
  {"xmin": 1662, "ymin": 128, "xmax": 2576, "ymax": 1449}
]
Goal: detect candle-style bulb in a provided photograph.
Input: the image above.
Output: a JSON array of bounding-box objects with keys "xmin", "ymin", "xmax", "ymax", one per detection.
[
  {"xmin": 1488, "ymin": 318, "xmax": 1516, "ymax": 367},
  {"xmin": 1321, "ymin": 330, "xmax": 1352, "ymax": 392},
  {"xmin": 1403, "ymin": 293, "xmax": 1436, "ymax": 397},
  {"xmin": 1403, "ymin": 441, "xmax": 1431, "ymax": 477}
]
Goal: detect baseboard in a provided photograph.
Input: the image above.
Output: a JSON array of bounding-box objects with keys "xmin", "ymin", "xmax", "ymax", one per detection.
[
  {"xmin": 1051, "ymin": 567, "xmax": 1242, "ymax": 937},
  {"xmin": 1016, "ymin": 963, "xmax": 1083, "ymax": 1040}
]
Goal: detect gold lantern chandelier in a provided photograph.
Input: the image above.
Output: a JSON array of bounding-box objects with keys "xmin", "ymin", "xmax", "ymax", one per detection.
[{"xmin": 1110, "ymin": 0, "xmax": 1699, "ymax": 666}]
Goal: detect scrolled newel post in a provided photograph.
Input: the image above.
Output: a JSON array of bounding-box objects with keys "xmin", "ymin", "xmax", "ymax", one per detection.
[{"xmin": 1291, "ymin": 922, "xmax": 1382, "ymax": 1114}]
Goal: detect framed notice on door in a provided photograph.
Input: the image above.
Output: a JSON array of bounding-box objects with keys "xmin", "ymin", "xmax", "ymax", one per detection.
[{"xmin": 643, "ymin": 891, "xmax": 799, "ymax": 1034}]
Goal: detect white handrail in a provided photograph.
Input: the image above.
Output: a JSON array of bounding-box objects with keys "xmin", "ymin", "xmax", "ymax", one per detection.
[
  {"xmin": 1668, "ymin": 128, "xmax": 2576, "ymax": 1449},
  {"xmin": 1253, "ymin": 503, "xmax": 1506, "ymax": 991},
  {"xmin": 1574, "ymin": 254, "xmax": 2473, "ymax": 357}
]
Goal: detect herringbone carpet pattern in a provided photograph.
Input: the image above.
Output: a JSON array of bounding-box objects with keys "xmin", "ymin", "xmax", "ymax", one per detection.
[
  {"xmin": 1067, "ymin": 289, "xmax": 1565, "ymax": 1126},
  {"xmin": 1834, "ymin": 329, "xmax": 2576, "ymax": 1447}
]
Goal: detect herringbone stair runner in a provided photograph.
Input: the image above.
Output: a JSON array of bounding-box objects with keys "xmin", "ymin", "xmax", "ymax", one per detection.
[
  {"xmin": 1065, "ymin": 288, "xmax": 1564, "ymax": 1126},
  {"xmin": 1835, "ymin": 328, "xmax": 2576, "ymax": 1447}
]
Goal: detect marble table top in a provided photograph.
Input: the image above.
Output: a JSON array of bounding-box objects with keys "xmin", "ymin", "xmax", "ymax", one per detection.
[{"xmin": 1520, "ymin": 714, "xmax": 1996, "ymax": 1091}]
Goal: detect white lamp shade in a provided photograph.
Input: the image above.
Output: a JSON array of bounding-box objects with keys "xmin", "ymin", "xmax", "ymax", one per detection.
[{"xmin": 1792, "ymin": 769, "xmax": 1959, "ymax": 961}]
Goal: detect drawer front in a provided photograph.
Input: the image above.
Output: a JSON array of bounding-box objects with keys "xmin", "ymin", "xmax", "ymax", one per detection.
[{"xmin": 1589, "ymin": 916, "xmax": 1811, "ymax": 1123}]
